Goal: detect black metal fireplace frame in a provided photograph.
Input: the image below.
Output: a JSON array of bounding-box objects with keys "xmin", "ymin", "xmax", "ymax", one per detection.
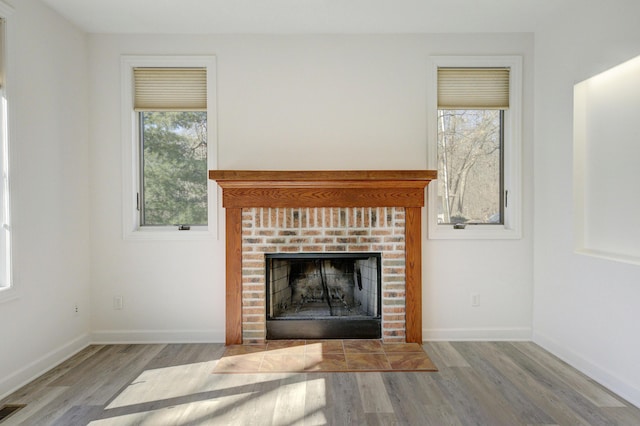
[{"xmin": 265, "ymin": 252, "xmax": 382, "ymax": 340}]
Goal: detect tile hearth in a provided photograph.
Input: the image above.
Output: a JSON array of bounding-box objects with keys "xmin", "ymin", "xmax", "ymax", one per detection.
[{"xmin": 213, "ymin": 340, "xmax": 438, "ymax": 373}]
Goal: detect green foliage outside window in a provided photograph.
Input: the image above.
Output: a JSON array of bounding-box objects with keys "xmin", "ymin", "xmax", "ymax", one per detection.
[{"xmin": 141, "ymin": 111, "xmax": 208, "ymax": 226}]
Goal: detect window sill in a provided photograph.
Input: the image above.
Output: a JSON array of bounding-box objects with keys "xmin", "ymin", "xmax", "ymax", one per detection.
[
  {"xmin": 428, "ymin": 224, "xmax": 521, "ymax": 240},
  {"xmin": 124, "ymin": 226, "xmax": 214, "ymax": 241},
  {"xmin": 0, "ymin": 286, "xmax": 19, "ymax": 305}
]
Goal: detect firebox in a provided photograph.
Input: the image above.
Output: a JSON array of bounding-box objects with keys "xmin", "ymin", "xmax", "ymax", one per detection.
[{"xmin": 265, "ymin": 252, "xmax": 382, "ymax": 339}]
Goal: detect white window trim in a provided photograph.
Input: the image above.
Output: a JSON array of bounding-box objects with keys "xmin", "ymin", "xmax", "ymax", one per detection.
[
  {"xmin": 121, "ymin": 55, "xmax": 217, "ymax": 241},
  {"xmin": 427, "ymin": 55, "xmax": 522, "ymax": 240},
  {"xmin": 0, "ymin": 0, "xmax": 16, "ymax": 304}
]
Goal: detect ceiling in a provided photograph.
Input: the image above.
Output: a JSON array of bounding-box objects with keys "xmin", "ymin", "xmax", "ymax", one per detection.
[{"xmin": 39, "ymin": 0, "xmax": 566, "ymax": 34}]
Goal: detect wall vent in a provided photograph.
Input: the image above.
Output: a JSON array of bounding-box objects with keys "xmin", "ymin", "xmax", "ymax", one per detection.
[{"xmin": 0, "ymin": 404, "xmax": 26, "ymax": 423}]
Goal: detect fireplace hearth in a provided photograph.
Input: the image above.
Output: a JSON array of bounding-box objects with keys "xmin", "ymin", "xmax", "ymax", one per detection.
[{"xmin": 266, "ymin": 253, "xmax": 381, "ymax": 339}]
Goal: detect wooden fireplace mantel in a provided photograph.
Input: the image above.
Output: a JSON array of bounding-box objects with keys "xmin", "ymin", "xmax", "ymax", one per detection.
[{"xmin": 209, "ymin": 170, "xmax": 436, "ymax": 344}]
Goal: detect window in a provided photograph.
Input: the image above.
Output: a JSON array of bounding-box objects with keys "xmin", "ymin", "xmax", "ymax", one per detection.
[
  {"xmin": 0, "ymin": 1, "xmax": 14, "ymax": 301},
  {"xmin": 122, "ymin": 56, "xmax": 216, "ymax": 239},
  {"xmin": 427, "ymin": 56, "xmax": 522, "ymax": 239}
]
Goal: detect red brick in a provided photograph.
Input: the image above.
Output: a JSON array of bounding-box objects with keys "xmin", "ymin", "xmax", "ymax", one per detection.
[
  {"xmin": 384, "ymin": 284, "xmax": 406, "ymax": 291},
  {"xmin": 371, "ymin": 229, "xmax": 393, "ymax": 236},
  {"xmin": 384, "ymin": 252, "xmax": 405, "ymax": 259},
  {"xmin": 243, "ymin": 315, "xmax": 264, "ymax": 323},
  {"xmin": 383, "ymin": 276, "xmax": 406, "ymax": 284},
  {"xmin": 243, "ymin": 284, "xmax": 264, "ymax": 292},
  {"xmin": 383, "ymin": 330, "xmax": 406, "ymax": 337},
  {"xmin": 352, "ymin": 208, "xmax": 362, "ymax": 227},
  {"xmin": 242, "ymin": 307, "xmax": 265, "ymax": 315},
  {"xmin": 288, "ymin": 238, "xmax": 310, "ymax": 245},
  {"xmin": 372, "ymin": 244, "xmax": 395, "ymax": 252},
  {"xmin": 243, "ymin": 262, "xmax": 265, "ymax": 270},
  {"xmin": 243, "ymin": 322, "xmax": 265, "ymax": 331},
  {"xmin": 383, "ymin": 236, "xmax": 404, "ymax": 243},
  {"xmin": 314, "ymin": 238, "xmax": 334, "ymax": 244},
  {"xmin": 242, "ymin": 291, "xmax": 265, "ymax": 299},
  {"xmin": 339, "ymin": 208, "xmax": 348, "ymax": 227},
  {"xmin": 384, "ymin": 322, "xmax": 406, "ymax": 329},
  {"xmin": 254, "ymin": 245, "xmax": 277, "ymax": 252},
  {"xmin": 383, "ymin": 314, "xmax": 405, "ymax": 322},
  {"xmin": 276, "ymin": 209, "xmax": 284, "ymax": 228},
  {"xmin": 337, "ymin": 237, "xmax": 358, "ymax": 244},
  {"xmin": 363, "ymin": 208, "xmax": 371, "ymax": 227},
  {"xmin": 243, "ymin": 253, "xmax": 264, "ymax": 260},
  {"xmin": 383, "ymin": 306, "xmax": 406, "ymax": 314},
  {"xmin": 268, "ymin": 208, "xmax": 276, "ymax": 228}
]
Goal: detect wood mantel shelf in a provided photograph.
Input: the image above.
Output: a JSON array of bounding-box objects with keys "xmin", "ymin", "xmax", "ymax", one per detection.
[
  {"xmin": 209, "ymin": 170, "xmax": 436, "ymax": 345},
  {"xmin": 209, "ymin": 170, "xmax": 437, "ymax": 209},
  {"xmin": 209, "ymin": 170, "xmax": 436, "ymax": 181}
]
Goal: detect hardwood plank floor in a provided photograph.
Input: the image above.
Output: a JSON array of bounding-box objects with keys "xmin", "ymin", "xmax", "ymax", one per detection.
[{"xmin": 1, "ymin": 342, "xmax": 638, "ymax": 425}]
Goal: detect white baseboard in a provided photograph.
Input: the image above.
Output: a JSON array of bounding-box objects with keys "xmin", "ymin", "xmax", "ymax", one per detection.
[
  {"xmin": 91, "ymin": 329, "xmax": 225, "ymax": 344},
  {"xmin": 423, "ymin": 326, "xmax": 533, "ymax": 341},
  {"xmin": 533, "ymin": 331, "xmax": 640, "ymax": 409},
  {"xmin": 0, "ymin": 333, "xmax": 91, "ymax": 401}
]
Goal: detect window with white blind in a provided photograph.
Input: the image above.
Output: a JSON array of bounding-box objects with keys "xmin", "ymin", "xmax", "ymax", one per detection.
[
  {"xmin": 121, "ymin": 56, "xmax": 216, "ymax": 239},
  {"xmin": 427, "ymin": 56, "xmax": 522, "ymax": 239},
  {"xmin": 0, "ymin": 3, "xmax": 14, "ymax": 301}
]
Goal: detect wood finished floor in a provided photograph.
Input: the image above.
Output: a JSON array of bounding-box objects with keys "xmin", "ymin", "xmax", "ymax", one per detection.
[{"xmin": 1, "ymin": 341, "xmax": 638, "ymax": 425}]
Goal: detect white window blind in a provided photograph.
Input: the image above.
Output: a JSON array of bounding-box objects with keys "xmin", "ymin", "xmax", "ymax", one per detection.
[
  {"xmin": 134, "ymin": 67, "xmax": 207, "ymax": 111},
  {"xmin": 437, "ymin": 68, "xmax": 510, "ymax": 110}
]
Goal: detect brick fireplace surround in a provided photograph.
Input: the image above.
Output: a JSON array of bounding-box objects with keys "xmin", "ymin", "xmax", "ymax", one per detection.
[{"xmin": 209, "ymin": 170, "xmax": 436, "ymax": 345}]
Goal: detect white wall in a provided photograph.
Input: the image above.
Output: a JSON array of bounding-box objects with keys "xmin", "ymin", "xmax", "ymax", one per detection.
[
  {"xmin": 88, "ymin": 33, "xmax": 534, "ymax": 343},
  {"xmin": 0, "ymin": 0, "xmax": 91, "ymax": 397},
  {"xmin": 533, "ymin": 0, "xmax": 640, "ymax": 407}
]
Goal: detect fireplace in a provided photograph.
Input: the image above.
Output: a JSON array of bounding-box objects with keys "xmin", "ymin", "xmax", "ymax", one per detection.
[
  {"xmin": 241, "ymin": 205, "xmax": 405, "ymax": 343},
  {"xmin": 208, "ymin": 170, "xmax": 436, "ymax": 345},
  {"xmin": 266, "ymin": 252, "xmax": 382, "ymax": 339}
]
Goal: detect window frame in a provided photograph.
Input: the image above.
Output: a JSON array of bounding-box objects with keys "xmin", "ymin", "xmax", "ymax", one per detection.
[
  {"xmin": 0, "ymin": 0, "xmax": 15, "ymax": 303},
  {"xmin": 427, "ymin": 55, "xmax": 522, "ymax": 240},
  {"xmin": 121, "ymin": 55, "xmax": 217, "ymax": 240}
]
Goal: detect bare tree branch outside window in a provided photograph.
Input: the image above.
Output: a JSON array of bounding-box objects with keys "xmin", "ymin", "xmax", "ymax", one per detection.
[{"xmin": 437, "ymin": 109, "xmax": 502, "ymax": 224}]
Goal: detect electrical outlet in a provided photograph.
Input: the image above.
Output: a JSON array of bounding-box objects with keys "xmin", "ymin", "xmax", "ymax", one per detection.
[
  {"xmin": 471, "ymin": 293, "xmax": 480, "ymax": 307},
  {"xmin": 113, "ymin": 296, "xmax": 123, "ymax": 310}
]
